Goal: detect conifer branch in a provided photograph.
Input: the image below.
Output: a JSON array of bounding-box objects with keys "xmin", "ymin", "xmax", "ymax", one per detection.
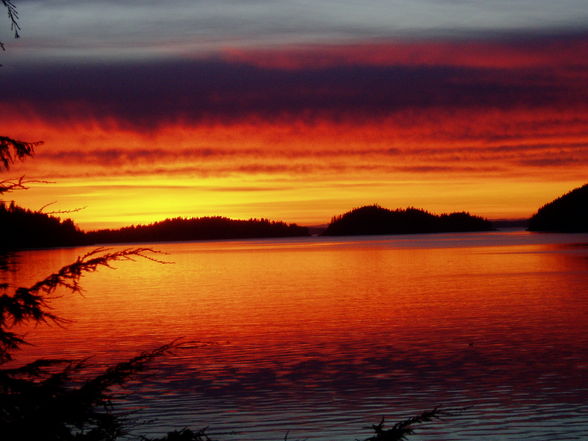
[
  {"xmin": 363, "ymin": 408, "xmax": 444, "ymax": 441},
  {"xmin": 37, "ymin": 201, "xmax": 87, "ymax": 215},
  {"xmin": 1, "ymin": 0, "xmax": 20, "ymax": 39},
  {"xmin": 0, "ymin": 137, "xmax": 40, "ymax": 170},
  {"xmin": 27, "ymin": 247, "xmax": 169, "ymax": 296},
  {"xmin": 0, "ymin": 177, "xmax": 52, "ymax": 195},
  {"xmin": 0, "ymin": 248, "xmax": 169, "ymax": 362}
]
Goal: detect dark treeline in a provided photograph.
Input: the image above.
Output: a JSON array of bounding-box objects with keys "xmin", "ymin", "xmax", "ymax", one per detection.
[
  {"xmin": 323, "ymin": 205, "xmax": 494, "ymax": 236},
  {"xmin": 0, "ymin": 202, "xmax": 495, "ymax": 250},
  {"xmin": 85, "ymin": 216, "xmax": 310, "ymax": 244},
  {"xmin": 7, "ymin": 182, "xmax": 588, "ymax": 251},
  {"xmin": 528, "ymin": 184, "xmax": 588, "ymax": 232},
  {"xmin": 0, "ymin": 202, "xmax": 84, "ymax": 250},
  {"xmin": 0, "ymin": 204, "xmax": 310, "ymax": 251}
]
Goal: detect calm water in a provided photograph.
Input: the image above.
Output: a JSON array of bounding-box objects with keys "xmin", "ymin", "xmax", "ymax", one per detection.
[{"xmin": 4, "ymin": 230, "xmax": 588, "ymax": 440}]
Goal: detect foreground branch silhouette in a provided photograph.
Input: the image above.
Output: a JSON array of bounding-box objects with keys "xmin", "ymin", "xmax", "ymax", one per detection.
[
  {"xmin": 0, "ymin": 137, "xmax": 40, "ymax": 172},
  {"xmin": 0, "ymin": 0, "xmax": 20, "ymax": 50},
  {"xmin": 365, "ymin": 408, "xmax": 444, "ymax": 441},
  {"xmin": 0, "ymin": 138, "xmax": 43, "ymax": 195},
  {"xmin": 0, "ymin": 248, "xmax": 189, "ymax": 441},
  {"xmin": 0, "ymin": 247, "xmax": 168, "ymax": 362}
]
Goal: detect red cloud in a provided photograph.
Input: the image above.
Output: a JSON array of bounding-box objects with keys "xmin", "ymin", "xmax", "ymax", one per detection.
[{"xmin": 219, "ymin": 35, "xmax": 588, "ymax": 70}]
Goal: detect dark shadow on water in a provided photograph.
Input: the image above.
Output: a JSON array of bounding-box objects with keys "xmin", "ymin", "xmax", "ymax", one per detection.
[{"xmin": 0, "ymin": 250, "xmax": 17, "ymax": 274}]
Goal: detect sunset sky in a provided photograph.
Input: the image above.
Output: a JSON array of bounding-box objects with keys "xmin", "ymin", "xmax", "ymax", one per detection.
[{"xmin": 1, "ymin": 0, "xmax": 587, "ymax": 229}]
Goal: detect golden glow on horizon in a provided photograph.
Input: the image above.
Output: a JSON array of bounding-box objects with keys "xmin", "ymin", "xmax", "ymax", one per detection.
[
  {"xmin": 9, "ymin": 174, "xmax": 584, "ymax": 230},
  {"xmin": 4, "ymin": 108, "xmax": 588, "ymax": 229}
]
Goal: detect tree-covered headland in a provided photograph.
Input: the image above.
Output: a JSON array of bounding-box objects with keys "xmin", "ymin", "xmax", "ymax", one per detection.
[{"xmin": 528, "ymin": 184, "xmax": 588, "ymax": 232}]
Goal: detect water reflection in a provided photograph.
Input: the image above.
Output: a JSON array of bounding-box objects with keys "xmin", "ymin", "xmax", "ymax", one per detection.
[
  {"xmin": 0, "ymin": 250, "xmax": 16, "ymax": 273},
  {"xmin": 5, "ymin": 231, "xmax": 588, "ymax": 440}
]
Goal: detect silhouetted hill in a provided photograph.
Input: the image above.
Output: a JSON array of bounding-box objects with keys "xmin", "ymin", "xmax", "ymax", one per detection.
[
  {"xmin": 0, "ymin": 202, "xmax": 83, "ymax": 250},
  {"xmin": 85, "ymin": 216, "xmax": 310, "ymax": 244},
  {"xmin": 528, "ymin": 184, "xmax": 588, "ymax": 232},
  {"xmin": 322, "ymin": 205, "xmax": 494, "ymax": 236}
]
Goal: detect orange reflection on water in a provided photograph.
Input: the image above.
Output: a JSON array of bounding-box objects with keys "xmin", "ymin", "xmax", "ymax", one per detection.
[
  {"xmin": 8, "ymin": 233, "xmax": 587, "ymax": 363},
  {"xmin": 6, "ymin": 233, "xmax": 588, "ymax": 439}
]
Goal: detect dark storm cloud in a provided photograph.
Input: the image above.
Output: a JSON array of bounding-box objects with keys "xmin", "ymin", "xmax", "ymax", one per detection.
[{"xmin": 3, "ymin": 52, "xmax": 586, "ymax": 129}]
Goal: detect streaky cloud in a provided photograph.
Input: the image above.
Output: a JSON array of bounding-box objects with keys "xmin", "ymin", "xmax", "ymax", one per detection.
[{"xmin": 3, "ymin": 48, "xmax": 587, "ymax": 129}]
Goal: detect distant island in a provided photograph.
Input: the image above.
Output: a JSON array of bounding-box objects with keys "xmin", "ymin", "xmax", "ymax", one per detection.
[
  {"xmin": 528, "ymin": 184, "xmax": 588, "ymax": 232},
  {"xmin": 322, "ymin": 205, "xmax": 494, "ymax": 236},
  {"xmin": 85, "ymin": 216, "xmax": 310, "ymax": 244}
]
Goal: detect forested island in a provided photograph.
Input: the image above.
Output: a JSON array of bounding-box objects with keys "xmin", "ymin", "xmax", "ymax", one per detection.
[
  {"xmin": 528, "ymin": 184, "xmax": 588, "ymax": 232},
  {"xmin": 85, "ymin": 216, "xmax": 310, "ymax": 244},
  {"xmin": 322, "ymin": 205, "xmax": 494, "ymax": 236}
]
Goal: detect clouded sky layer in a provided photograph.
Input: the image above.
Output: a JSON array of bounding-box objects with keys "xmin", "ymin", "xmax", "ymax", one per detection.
[
  {"xmin": 2, "ymin": 1, "xmax": 588, "ymax": 227},
  {"xmin": 6, "ymin": 0, "xmax": 588, "ymax": 60}
]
